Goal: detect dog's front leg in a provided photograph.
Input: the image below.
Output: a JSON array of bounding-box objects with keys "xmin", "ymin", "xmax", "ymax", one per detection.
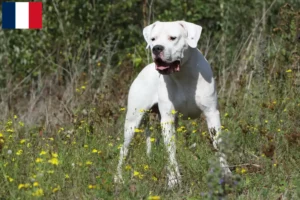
[{"xmin": 160, "ymin": 113, "xmax": 181, "ymax": 188}]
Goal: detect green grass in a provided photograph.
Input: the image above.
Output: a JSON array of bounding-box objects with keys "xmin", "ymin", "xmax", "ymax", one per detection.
[{"xmin": 1, "ymin": 73, "xmax": 300, "ymax": 199}]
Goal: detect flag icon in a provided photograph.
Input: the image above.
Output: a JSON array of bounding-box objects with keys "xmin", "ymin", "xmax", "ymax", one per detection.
[{"xmin": 2, "ymin": 2, "xmax": 42, "ymax": 29}]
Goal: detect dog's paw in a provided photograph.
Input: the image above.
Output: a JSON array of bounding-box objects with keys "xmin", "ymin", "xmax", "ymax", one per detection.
[
  {"xmin": 220, "ymin": 168, "xmax": 234, "ymax": 186},
  {"xmin": 167, "ymin": 174, "xmax": 181, "ymax": 189},
  {"xmin": 114, "ymin": 174, "xmax": 124, "ymax": 184}
]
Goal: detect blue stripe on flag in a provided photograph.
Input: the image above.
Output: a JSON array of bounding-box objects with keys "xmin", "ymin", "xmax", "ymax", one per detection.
[{"xmin": 2, "ymin": 2, "xmax": 16, "ymax": 29}]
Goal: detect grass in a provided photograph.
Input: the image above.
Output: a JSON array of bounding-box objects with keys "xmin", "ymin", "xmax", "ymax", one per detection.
[{"xmin": 1, "ymin": 71, "xmax": 300, "ymax": 199}]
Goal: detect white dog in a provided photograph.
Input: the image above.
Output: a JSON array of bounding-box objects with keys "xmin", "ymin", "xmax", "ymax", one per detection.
[{"xmin": 115, "ymin": 21, "xmax": 231, "ymax": 188}]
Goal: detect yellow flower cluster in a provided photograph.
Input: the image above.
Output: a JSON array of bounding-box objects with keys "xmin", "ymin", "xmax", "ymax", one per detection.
[
  {"xmin": 134, "ymin": 128, "xmax": 144, "ymax": 133},
  {"xmin": 133, "ymin": 170, "xmax": 144, "ymax": 179},
  {"xmin": 236, "ymin": 167, "xmax": 247, "ymax": 174},
  {"xmin": 48, "ymin": 152, "xmax": 59, "ymax": 165}
]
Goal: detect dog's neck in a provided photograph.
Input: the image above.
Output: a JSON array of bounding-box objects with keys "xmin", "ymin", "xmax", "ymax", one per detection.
[
  {"xmin": 181, "ymin": 47, "xmax": 198, "ymax": 67},
  {"xmin": 163, "ymin": 47, "xmax": 200, "ymax": 81}
]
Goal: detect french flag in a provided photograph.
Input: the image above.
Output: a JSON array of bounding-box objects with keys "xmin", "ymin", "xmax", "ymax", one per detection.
[{"xmin": 2, "ymin": 2, "xmax": 42, "ymax": 29}]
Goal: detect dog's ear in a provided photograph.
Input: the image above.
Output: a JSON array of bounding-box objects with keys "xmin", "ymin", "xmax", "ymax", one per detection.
[
  {"xmin": 178, "ymin": 21, "xmax": 202, "ymax": 48},
  {"xmin": 143, "ymin": 21, "xmax": 159, "ymax": 49}
]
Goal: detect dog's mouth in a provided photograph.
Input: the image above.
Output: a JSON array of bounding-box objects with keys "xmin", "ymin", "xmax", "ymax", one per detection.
[{"xmin": 154, "ymin": 58, "xmax": 181, "ymax": 75}]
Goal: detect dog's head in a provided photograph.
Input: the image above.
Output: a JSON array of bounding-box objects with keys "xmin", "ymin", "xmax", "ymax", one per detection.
[{"xmin": 143, "ymin": 21, "xmax": 202, "ymax": 75}]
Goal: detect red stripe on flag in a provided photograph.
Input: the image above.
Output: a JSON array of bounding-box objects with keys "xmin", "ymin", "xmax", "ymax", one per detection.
[{"xmin": 29, "ymin": 2, "xmax": 42, "ymax": 29}]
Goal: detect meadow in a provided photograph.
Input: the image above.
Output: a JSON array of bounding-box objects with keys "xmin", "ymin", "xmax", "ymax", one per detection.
[{"xmin": 0, "ymin": 1, "xmax": 299, "ymax": 199}]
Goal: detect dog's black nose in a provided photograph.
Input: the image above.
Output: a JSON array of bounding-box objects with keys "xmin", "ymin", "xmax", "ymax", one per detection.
[{"xmin": 152, "ymin": 45, "xmax": 164, "ymax": 54}]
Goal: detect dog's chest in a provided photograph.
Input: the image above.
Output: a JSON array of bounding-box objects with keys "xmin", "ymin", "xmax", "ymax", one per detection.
[{"xmin": 159, "ymin": 76, "xmax": 204, "ymax": 119}]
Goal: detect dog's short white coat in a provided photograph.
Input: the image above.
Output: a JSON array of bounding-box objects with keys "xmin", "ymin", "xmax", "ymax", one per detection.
[{"xmin": 115, "ymin": 21, "xmax": 231, "ymax": 188}]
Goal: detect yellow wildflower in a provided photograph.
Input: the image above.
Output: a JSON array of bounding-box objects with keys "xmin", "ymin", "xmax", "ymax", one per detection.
[
  {"xmin": 133, "ymin": 171, "xmax": 140, "ymax": 176},
  {"xmin": 236, "ymin": 167, "xmax": 247, "ymax": 174},
  {"xmin": 51, "ymin": 152, "xmax": 58, "ymax": 158},
  {"xmin": 14, "ymin": 115, "xmax": 18, "ymax": 119},
  {"xmin": 125, "ymin": 165, "xmax": 132, "ymax": 170},
  {"xmin": 88, "ymin": 184, "xmax": 96, "ymax": 189},
  {"xmin": 58, "ymin": 127, "xmax": 64, "ymax": 133},
  {"xmin": 92, "ymin": 149, "xmax": 98, "ymax": 153},
  {"xmin": 33, "ymin": 182, "xmax": 39, "ymax": 187},
  {"xmin": 241, "ymin": 168, "xmax": 247, "ymax": 174},
  {"xmin": 152, "ymin": 176, "xmax": 158, "ymax": 181},
  {"xmin": 32, "ymin": 188, "xmax": 44, "ymax": 197},
  {"xmin": 35, "ymin": 158, "xmax": 43, "ymax": 163},
  {"xmin": 52, "ymin": 185, "xmax": 61, "ymax": 193},
  {"xmin": 6, "ymin": 128, "xmax": 14, "ymax": 133},
  {"xmin": 18, "ymin": 183, "xmax": 30, "ymax": 190},
  {"xmin": 134, "ymin": 128, "xmax": 144, "ymax": 133},
  {"xmin": 286, "ymin": 69, "xmax": 292, "ymax": 73},
  {"xmin": 18, "ymin": 184, "xmax": 24, "ymax": 189},
  {"xmin": 177, "ymin": 126, "xmax": 186, "ymax": 132},
  {"xmin": 16, "ymin": 150, "xmax": 23, "ymax": 155},
  {"xmin": 6, "ymin": 120, "xmax": 13, "ymax": 126},
  {"xmin": 65, "ymin": 174, "xmax": 70, "ymax": 179},
  {"xmin": 148, "ymin": 196, "xmax": 161, "ymax": 200},
  {"xmin": 86, "ymin": 161, "xmax": 93, "ymax": 166},
  {"xmin": 48, "ymin": 158, "xmax": 59, "ymax": 165},
  {"xmin": 117, "ymin": 144, "xmax": 123, "ymax": 149},
  {"xmin": 5, "ymin": 175, "xmax": 14, "ymax": 182},
  {"xmin": 39, "ymin": 150, "xmax": 47, "ymax": 156},
  {"xmin": 144, "ymin": 165, "xmax": 149, "ymax": 170},
  {"xmin": 150, "ymin": 137, "xmax": 155, "ymax": 142},
  {"xmin": 20, "ymin": 139, "xmax": 26, "ymax": 144},
  {"xmin": 84, "ymin": 144, "xmax": 88, "ymax": 148},
  {"xmin": 133, "ymin": 171, "xmax": 144, "ymax": 179},
  {"xmin": 119, "ymin": 107, "xmax": 126, "ymax": 111}
]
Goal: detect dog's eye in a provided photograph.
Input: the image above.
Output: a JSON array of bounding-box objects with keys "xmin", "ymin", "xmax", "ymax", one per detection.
[
  {"xmin": 170, "ymin": 36, "xmax": 177, "ymax": 41},
  {"xmin": 151, "ymin": 38, "xmax": 155, "ymax": 41}
]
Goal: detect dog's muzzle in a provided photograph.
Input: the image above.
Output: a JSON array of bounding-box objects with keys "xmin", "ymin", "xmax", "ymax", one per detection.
[{"xmin": 154, "ymin": 58, "xmax": 181, "ymax": 75}]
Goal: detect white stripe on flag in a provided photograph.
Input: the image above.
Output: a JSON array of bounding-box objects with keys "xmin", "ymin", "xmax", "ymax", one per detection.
[{"xmin": 15, "ymin": 2, "xmax": 29, "ymax": 29}]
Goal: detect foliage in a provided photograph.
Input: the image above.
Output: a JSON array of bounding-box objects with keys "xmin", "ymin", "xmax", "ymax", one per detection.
[{"xmin": 0, "ymin": 0, "xmax": 300, "ymax": 199}]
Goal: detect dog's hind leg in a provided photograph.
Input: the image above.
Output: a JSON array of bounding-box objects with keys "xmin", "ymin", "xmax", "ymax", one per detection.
[
  {"xmin": 115, "ymin": 110, "xmax": 144, "ymax": 183},
  {"xmin": 115, "ymin": 66, "xmax": 159, "ymax": 184},
  {"xmin": 142, "ymin": 113, "xmax": 152, "ymax": 157},
  {"xmin": 145, "ymin": 125, "xmax": 152, "ymax": 156},
  {"xmin": 204, "ymin": 109, "xmax": 232, "ymax": 178}
]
